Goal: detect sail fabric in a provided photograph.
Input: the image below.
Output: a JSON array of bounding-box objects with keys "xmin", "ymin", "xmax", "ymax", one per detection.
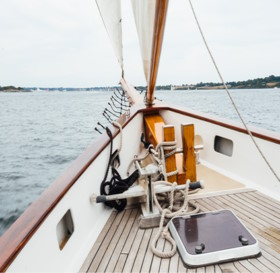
[
  {"xmin": 131, "ymin": 0, "xmax": 156, "ymax": 83},
  {"xmin": 96, "ymin": 0, "xmax": 124, "ymax": 73}
]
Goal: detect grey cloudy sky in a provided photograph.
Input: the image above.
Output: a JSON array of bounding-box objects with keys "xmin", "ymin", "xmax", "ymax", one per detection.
[{"xmin": 0, "ymin": 0, "xmax": 279, "ymax": 87}]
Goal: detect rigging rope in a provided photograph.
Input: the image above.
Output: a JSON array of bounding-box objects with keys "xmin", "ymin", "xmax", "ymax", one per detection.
[
  {"xmin": 100, "ymin": 125, "xmax": 139, "ymax": 211},
  {"xmin": 188, "ymin": 0, "xmax": 280, "ymax": 183}
]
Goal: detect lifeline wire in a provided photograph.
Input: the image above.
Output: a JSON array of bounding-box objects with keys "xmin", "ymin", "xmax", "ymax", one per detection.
[{"xmin": 188, "ymin": 0, "xmax": 280, "ymax": 183}]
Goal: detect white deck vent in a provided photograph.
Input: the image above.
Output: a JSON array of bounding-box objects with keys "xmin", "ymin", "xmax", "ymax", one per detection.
[
  {"xmin": 214, "ymin": 136, "xmax": 233, "ymax": 157},
  {"xmin": 56, "ymin": 209, "xmax": 74, "ymax": 250}
]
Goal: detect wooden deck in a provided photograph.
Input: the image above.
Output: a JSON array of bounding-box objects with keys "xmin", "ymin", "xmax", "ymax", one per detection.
[{"xmin": 80, "ymin": 190, "xmax": 280, "ymax": 273}]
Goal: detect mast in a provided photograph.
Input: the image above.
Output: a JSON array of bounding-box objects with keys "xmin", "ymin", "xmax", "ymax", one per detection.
[{"xmin": 146, "ymin": 0, "xmax": 169, "ymax": 106}]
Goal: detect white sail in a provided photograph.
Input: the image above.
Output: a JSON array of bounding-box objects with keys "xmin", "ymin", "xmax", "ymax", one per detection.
[
  {"xmin": 96, "ymin": 0, "xmax": 124, "ymax": 74},
  {"xmin": 131, "ymin": 0, "xmax": 156, "ymax": 83}
]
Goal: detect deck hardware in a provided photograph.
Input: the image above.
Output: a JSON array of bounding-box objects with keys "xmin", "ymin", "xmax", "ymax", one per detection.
[
  {"xmin": 214, "ymin": 135, "xmax": 233, "ymax": 157},
  {"xmin": 56, "ymin": 210, "xmax": 74, "ymax": 251},
  {"xmin": 239, "ymin": 235, "xmax": 249, "ymax": 245},
  {"xmin": 169, "ymin": 210, "xmax": 261, "ymax": 266},
  {"xmin": 195, "ymin": 244, "xmax": 205, "ymax": 254}
]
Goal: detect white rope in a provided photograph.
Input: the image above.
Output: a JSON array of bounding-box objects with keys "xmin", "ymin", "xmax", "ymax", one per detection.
[
  {"xmin": 188, "ymin": 0, "xmax": 280, "ymax": 183},
  {"xmin": 156, "ymin": 141, "xmax": 178, "ymax": 180},
  {"xmin": 150, "ymin": 179, "xmax": 200, "ymax": 258}
]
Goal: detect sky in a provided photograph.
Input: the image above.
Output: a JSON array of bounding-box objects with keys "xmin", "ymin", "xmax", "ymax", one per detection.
[{"xmin": 0, "ymin": 0, "xmax": 279, "ymax": 88}]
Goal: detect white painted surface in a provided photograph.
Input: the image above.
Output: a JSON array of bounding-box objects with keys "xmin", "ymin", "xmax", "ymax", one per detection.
[
  {"xmin": 7, "ymin": 113, "xmax": 144, "ymax": 272},
  {"xmin": 161, "ymin": 109, "xmax": 280, "ymax": 200},
  {"xmin": 6, "ymin": 108, "xmax": 280, "ymax": 271}
]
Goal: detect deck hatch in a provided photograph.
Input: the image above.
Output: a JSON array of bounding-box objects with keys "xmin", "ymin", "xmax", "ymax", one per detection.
[
  {"xmin": 169, "ymin": 210, "xmax": 260, "ymax": 267},
  {"xmin": 56, "ymin": 209, "xmax": 74, "ymax": 250},
  {"xmin": 214, "ymin": 135, "xmax": 233, "ymax": 156}
]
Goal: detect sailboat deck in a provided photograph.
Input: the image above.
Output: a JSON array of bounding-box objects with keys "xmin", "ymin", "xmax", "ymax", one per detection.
[{"xmin": 80, "ymin": 189, "xmax": 280, "ymax": 273}]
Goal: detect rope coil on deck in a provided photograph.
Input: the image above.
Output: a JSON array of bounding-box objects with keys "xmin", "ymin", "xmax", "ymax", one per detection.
[{"xmin": 150, "ymin": 180, "xmax": 200, "ymax": 258}]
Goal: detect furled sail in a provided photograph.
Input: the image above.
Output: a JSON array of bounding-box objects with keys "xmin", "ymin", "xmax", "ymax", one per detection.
[
  {"xmin": 130, "ymin": 0, "xmax": 156, "ymax": 83},
  {"xmin": 96, "ymin": 0, "xmax": 124, "ymax": 74},
  {"xmin": 131, "ymin": 0, "xmax": 169, "ymax": 105}
]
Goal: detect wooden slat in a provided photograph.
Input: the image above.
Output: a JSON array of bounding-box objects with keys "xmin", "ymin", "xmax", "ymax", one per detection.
[
  {"xmin": 131, "ymin": 228, "xmax": 153, "ymax": 273},
  {"xmin": 83, "ymin": 191, "xmax": 280, "ymax": 273},
  {"xmin": 150, "ymin": 232, "xmax": 166, "ymax": 273},
  {"xmin": 122, "ymin": 228, "xmax": 145, "ymax": 273},
  {"xmin": 160, "ymin": 240, "xmax": 172, "ymax": 273},
  {"xmin": 144, "ymin": 114, "xmax": 165, "ymax": 147},
  {"xmin": 122, "ymin": 210, "xmax": 141, "ymax": 254},
  {"xmin": 87, "ymin": 210, "xmax": 126, "ymax": 272},
  {"xmin": 205, "ymin": 265, "xmax": 214, "ymax": 273},
  {"xmin": 163, "ymin": 125, "xmax": 177, "ymax": 182},
  {"xmin": 96, "ymin": 209, "xmax": 132, "ymax": 273},
  {"xmin": 105, "ymin": 209, "xmax": 139, "ymax": 272},
  {"xmin": 239, "ymin": 192, "xmax": 280, "ymax": 218},
  {"xmin": 219, "ymin": 262, "xmax": 239, "ymax": 272},
  {"xmin": 79, "ymin": 211, "xmax": 117, "ymax": 272},
  {"xmin": 229, "ymin": 194, "xmax": 280, "ymax": 228},
  {"xmin": 214, "ymin": 265, "xmax": 222, "ymax": 273},
  {"xmin": 114, "ymin": 254, "xmax": 127, "ymax": 273},
  {"xmin": 181, "ymin": 124, "xmax": 196, "ymax": 182},
  {"xmin": 249, "ymin": 191, "xmax": 280, "ymax": 211},
  {"xmin": 140, "ymin": 227, "xmax": 159, "ymax": 273},
  {"xmin": 233, "ymin": 262, "xmax": 250, "ymax": 273},
  {"xmin": 169, "ymin": 251, "xmax": 179, "ymax": 273},
  {"xmin": 177, "ymin": 257, "xmax": 187, "ymax": 273}
]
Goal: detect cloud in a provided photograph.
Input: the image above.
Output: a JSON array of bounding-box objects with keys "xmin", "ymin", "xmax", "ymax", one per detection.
[{"xmin": 0, "ymin": 0, "xmax": 279, "ymax": 87}]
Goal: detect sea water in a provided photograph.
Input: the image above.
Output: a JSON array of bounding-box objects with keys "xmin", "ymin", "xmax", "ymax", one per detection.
[{"xmin": 0, "ymin": 88, "xmax": 279, "ymax": 236}]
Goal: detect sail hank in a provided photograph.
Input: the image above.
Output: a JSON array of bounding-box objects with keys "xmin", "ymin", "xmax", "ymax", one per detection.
[{"xmin": 96, "ymin": 0, "xmax": 124, "ymax": 74}]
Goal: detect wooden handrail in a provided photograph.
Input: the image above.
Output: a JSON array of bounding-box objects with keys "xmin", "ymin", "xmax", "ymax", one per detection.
[
  {"xmin": 0, "ymin": 101, "xmax": 279, "ymax": 271},
  {"xmin": 146, "ymin": 0, "xmax": 169, "ymax": 106}
]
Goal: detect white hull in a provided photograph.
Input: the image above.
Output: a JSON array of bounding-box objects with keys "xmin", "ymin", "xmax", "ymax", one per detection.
[{"xmin": 2, "ymin": 102, "xmax": 280, "ymax": 272}]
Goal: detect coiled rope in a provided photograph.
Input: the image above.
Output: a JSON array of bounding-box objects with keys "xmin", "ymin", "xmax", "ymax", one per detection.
[
  {"xmin": 156, "ymin": 140, "xmax": 178, "ymax": 180},
  {"xmin": 150, "ymin": 180, "xmax": 200, "ymax": 258},
  {"xmin": 188, "ymin": 0, "xmax": 280, "ymax": 183}
]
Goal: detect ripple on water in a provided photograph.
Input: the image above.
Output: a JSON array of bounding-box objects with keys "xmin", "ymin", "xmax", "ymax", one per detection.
[{"xmin": 0, "ymin": 90, "xmax": 279, "ymax": 236}]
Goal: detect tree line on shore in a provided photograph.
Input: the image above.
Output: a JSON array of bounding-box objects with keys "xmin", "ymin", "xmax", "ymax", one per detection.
[{"xmin": 1, "ymin": 75, "xmax": 279, "ymax": 92}]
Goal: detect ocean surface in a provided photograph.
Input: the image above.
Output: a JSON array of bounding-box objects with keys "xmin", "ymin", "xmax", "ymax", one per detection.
[{"xmin": 0, "ymin": 88, "xmax": 279, "ymax": 236}]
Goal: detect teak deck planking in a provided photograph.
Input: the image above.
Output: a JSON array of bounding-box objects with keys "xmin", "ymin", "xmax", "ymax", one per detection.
[{"xmin": 80, "ymin": 190, "xmax": 280, "ymax": 273}]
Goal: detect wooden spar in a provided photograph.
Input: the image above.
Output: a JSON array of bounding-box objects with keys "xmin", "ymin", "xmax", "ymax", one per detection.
[{"xmin": 146, "ymin": 0, "xmax": 169, "ymax": 106}]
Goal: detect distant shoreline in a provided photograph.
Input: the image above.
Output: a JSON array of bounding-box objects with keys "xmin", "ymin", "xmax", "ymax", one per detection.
[
  {"xmin": 1, "ymin": 75, "xmax": 279, "ymax": 92},
  {"xmin": 0, "ymin": 89, "xmax": 31, "ymax": 93}
]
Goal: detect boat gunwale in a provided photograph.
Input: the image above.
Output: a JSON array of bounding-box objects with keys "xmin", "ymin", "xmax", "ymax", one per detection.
[
  {"xmin": 0, "ymin": 109, "xmax": 139, "ymax": 272},
  {"xmin": 0, "ymin": 102, "xmax": 279, "ymax": 272}
]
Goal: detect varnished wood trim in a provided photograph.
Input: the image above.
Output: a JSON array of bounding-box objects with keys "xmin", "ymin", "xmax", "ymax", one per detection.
[
  {"xmin": 181, "ymin": 124, "xmax": 197, "ymax": 182},
  {"xmin": 163, "ymin": 125, "xmax": 177, "ymax": 182},
  {"xmin": 0, "ymin": 101, "xmax": 279, "ymax": 271},
  {"xmin": 146, "ymin": 0, "xmax": 169, "ymax": 105},
  {"xmin": 137, "ymin": 103, "xmax": 280, "ymax": 145},
  {"xmin": 0, "ymin": 110, "xmax": 139, "ymax": 272}
]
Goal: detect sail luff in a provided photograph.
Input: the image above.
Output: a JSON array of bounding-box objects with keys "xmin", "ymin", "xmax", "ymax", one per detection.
[
  {"xmin": 146, "ymin": 0, "xmax": 169, "ymax": 105},
  {"xmin": 131, "ymin": 0, "xmax": 156, "ymax": 83}
]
